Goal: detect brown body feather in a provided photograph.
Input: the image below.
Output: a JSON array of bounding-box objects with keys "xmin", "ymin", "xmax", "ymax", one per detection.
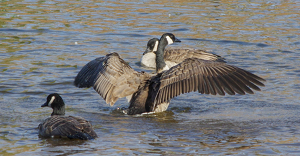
[
  {"xmin": 39, "ymin": 115, "xmax": 97, "ymax": 139},
  {"xmin": 164, "ymin": 48, "xmax": 225, "ymax": 64}
]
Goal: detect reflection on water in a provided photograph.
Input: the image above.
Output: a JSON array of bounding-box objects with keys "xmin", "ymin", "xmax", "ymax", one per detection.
[{"xmin": 1, "ymin": 0, "xmax": 300, "ymax": 155}]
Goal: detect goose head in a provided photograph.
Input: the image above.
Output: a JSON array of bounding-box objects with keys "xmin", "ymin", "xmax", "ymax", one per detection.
[
  {"xmin": 41, "ymin": 93, "xmax": 65, "ymax": 116},
  {"xmin": 161, "ymin": 33, "xmax": 181, "ymax": 45},
  {"xmin": 156, "ymin": 33, "xmax": 181, "ymax": 73},
  {"xmin": 143, "ymin": 38, "xmax": 159, "ymax": 55}
]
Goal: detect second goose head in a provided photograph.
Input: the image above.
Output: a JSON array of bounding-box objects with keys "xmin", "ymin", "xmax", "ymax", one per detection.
[
  {"xmin": 141, "ymin": 38, "xmax": 159, "ymax": 68},
  {"xmin": 143, "ymin": 38, "xmax": 159, "ymax": 55}
]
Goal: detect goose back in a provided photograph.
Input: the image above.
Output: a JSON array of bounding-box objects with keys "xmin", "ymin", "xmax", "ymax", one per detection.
[
  {"xmin": 164, "ymin": 48, "xmax": 225, "ymax": 65},
  {"xmin": 39, "ymin": 115, "xmax": 97, "ymax": 140}
]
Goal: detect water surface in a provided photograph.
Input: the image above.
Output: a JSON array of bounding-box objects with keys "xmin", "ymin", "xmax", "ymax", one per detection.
[{"xmin": 1, "ymin": 0, "xmax": 300, "ymax": 155}]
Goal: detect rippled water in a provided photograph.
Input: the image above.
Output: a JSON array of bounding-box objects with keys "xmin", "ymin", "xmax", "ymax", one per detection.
[{"xmin": 1, "ymin": 0, "xmax": 300, "ymax": 155}]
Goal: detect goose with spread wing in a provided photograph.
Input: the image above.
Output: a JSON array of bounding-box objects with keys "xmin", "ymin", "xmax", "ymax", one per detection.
[
  {"xmin": 74, "ymin": 33, "xmax": 265, "ymax": 115},
  {"xmin": 141, "ymin": 38, "xmax": 225, "ymax": 68}
]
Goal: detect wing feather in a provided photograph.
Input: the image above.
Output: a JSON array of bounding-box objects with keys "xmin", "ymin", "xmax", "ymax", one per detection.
[
  {"xmin": 164, "ymin": 48, "xmax": 226, "ymax": 63},
  {"xmin": 152, "ymin": 58, "xmax": 265, "ymax": 105},
  {"xmin": 74, "ymin": 52, "xmax": 150, "ymax": 106}
]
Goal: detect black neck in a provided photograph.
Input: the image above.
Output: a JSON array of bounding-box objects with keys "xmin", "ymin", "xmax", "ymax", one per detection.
[
  {"xmin": 51, "ymin": 107, "xmax": 65, "ymax": 116},
  {"xmin": 156, "ymin": 38, "xmax": 168, "ymax": 73},
  {"xmin": 51, "ymin": 101, "xmax": 65, "ymax": 116}
]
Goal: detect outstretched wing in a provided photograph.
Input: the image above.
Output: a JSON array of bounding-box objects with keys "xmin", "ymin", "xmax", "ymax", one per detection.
[
  {"xmin": 74, "ymin": 52, "xmax": 150, "ymax": 106},
  {"xmin": 164, "ymin": 48, "xmax": 226, "ymax": 63},
  {"xmin": 152, "ymin": 58, "xmax": 265, "ymax": 106}
]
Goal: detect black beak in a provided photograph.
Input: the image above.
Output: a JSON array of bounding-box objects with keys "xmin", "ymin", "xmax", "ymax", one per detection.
[
  {"xmin": 143, "ymin": 48, "xmax": 152, "ymax": 55},
  {"xmin": 41, "ymin": 102, "xmax": 48, "ymax": 107},
  {"xmin": 174, "ymin": 38, "xmax": 181, "ymax": 42}
]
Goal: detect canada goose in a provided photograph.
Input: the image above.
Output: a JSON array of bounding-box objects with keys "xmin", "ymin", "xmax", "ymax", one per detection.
[
  {"xmin": 74, "ymin": 33, "xmax": 265, "ymax": 115},
  {"xmin": 141, "ymin": 38, "xmax": 225, "ymax": 68},
  {"xmin": 38, "ymin": 93, "xmax": 98, "ymax": 140}
]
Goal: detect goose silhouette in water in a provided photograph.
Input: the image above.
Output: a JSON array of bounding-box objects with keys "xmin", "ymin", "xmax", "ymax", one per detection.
[
  {"xmin": 39, "ymin": 93, "xmax": 97, "ymax": 139},
  {"xmin": 74, "ymin": 33, "xmax": 265, "ymax": 115}
]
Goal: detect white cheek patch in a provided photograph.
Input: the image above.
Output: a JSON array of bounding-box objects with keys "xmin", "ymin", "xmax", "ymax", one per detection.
[
  {"xmin": 166, "ymin": 36, "xmax": 174, "ymax": 45},
  {"xmin": 48, "ymin": 96, "xmax": 55, "ymax": 107},
  {"xmin": 153, "ymin": 41, "xmax": 159, "ymax": 52}
]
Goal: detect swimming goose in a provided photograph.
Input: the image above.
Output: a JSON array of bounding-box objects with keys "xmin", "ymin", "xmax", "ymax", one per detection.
[
  {"xmin": 141, "ymin": 38, "xmax": 225, "ymax": 68},
  {"xmin": 38, "ymin": 93, "xmax": 98, "ymax": 140},
  {"xmin": 74, "ymin": 33, "xmax": 265, "ymax": 115}
]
